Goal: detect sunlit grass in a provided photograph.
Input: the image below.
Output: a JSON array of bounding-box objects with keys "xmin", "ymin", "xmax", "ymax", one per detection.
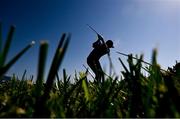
[{"xmin": 0, "ymin": 23, "xmax": 179, "ymax": 118}]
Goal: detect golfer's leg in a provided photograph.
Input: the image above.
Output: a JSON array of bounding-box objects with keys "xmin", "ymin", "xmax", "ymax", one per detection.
[
  {"xmin": 96, "ymin": 61, "xmax": 104, "ymax": 82},
  {"xmin": 87, "ymin": 59, "xmax": 99, "ymax": 82}
]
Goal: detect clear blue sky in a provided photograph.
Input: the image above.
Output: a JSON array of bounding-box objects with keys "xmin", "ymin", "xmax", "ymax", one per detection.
[{"xmin": 0, "ymin": 0, "xmax": 180, "ymax": 78}]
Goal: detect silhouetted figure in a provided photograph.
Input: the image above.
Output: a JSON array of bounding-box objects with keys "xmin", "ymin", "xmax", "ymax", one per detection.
[{"xmin": 87, "ymin": 37, "xmax": 114, "ymax": 82}]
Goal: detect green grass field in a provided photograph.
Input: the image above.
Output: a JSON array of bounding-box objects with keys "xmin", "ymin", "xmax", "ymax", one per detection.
[{"xmin": 0, "ymin": 24, "xmax": 180, "ymax": 118}]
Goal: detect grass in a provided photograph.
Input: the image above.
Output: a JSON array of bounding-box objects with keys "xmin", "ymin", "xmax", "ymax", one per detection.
[{"xmin": 0, "ymin": 23, "xmax": 180, "ymax": 118}]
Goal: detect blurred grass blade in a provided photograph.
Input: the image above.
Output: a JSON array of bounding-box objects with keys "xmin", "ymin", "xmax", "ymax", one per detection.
[
  {"xmin": 21, "ymin": 69, "xmax": 27, "ymax": 80},
  {"xmin": 128, "ymin": 54, "xmax": 134, "ymax": 74},
  {"xmin": 56, "ymin": 73, "xmax": 61, "ymax": 90},
  {"xmin": 30, "ymin": 75, "xmax": 34, "ymax": 81},
  {"xmin": 151, "ymin": 48, "xmax": 157, "ymax": 65},
  {"xmin": 45, "ymin": 33, "xmax": 66, "ymax": 90},
  {"xmin": 35, "ymin": 41, "xmax": 48, "ymax": 97},
  {"xmin": 63, "ymin": 69, "xmax": 67, "ymax": 94},
  {"xmin": 63, "ymin": 68, "xmax": 67, "ymax": 83},
  {"xmin": 108, "ymin": 55, "xmax": 113, "ymax": 76},
  {"xmin": 44, "ymin": 33, "xmax": 70, "ymax": 96},
  {"xmin": 82, "ymin": 78, "xmax": 89, "ymax": 101},
  {"xmin": 19, "ymin": 70, "xmax": 27, "ymax": 91},
  {"xmin": 34, "ymin": 33, "xmax": 70, "ymax": 117},
  {"xmin": 0, "ymin": 25, "xmax": 15, "ymax": 67},
  {"xmin": 118, "ymin": 57, "xmax": 129, "ymax": 73},
  {"xmin": 0, "ymin": 41, "xmax": 35, "ymax": 76},
  {"xmin": 0, "ymin": 22, "xmax": 2, "ymax": 53}
]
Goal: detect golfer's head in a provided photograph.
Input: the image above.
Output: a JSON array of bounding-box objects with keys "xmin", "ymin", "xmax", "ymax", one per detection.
[{"xmin": 106, "ymin": 40, "xmax": 114, "ymax": 48}]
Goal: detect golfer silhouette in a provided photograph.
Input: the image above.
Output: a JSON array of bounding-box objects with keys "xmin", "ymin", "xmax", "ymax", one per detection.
[{"xmin": 87, "ymin": 35, "xmax": 114, "ymax": 83}]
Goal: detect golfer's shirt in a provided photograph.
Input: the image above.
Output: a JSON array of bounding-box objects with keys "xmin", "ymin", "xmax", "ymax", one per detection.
[{"xmin": 88, "ymin": 40, "xmax": 110, "ymax": 61}]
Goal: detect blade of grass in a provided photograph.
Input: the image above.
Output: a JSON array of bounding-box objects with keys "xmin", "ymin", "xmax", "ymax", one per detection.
[
  {"xmin": 44, "ymin": 33, "xmax": 70, "ymax": 97},
  {"xmin": 56, "ymin": 73, "xmax": 61, "ymax": 90},
  {"xmin": 35, "ymin": 41, "xmax": 48, "ymax": 97},
  {"xmin": 0, "ymin": 41, "xmax": 35, "ymax": 76},
  {"xmin": 0, "ymin": 22, "xmax": 2, "ymax": 53},
  {"xmin": 34, "ymin": 33, "xmax": 70, "ymax": 117},
  {"xmin": 62, "ymin": 69, "xmax": 71, "ymax": 95},
  {"xmin": 18, "ymin": 70, "xmax": 27, "ymax": 93},
  {"xmin": 151, "ymin": 49, "xmax": 157, "ymax": 65},
  {"xmin": 21, "ymin": 69, "xmax": 27, "ymax": 81},
  {"xmin": 0, "ymin": 25, "xmax": 15, "ymax": 67},
  {"xmin": 63, "ymin": 69, "xmax": 67, "ymax": 94},
  {"xmin": 33, "ymin": 41, "xmax": 49, "ymax": 118},
  {"xmin": 82, "ymin": 78, "xmax": 89, "ymax": 101},
  {"xmin": 118, "ymin": 57, "xmax": 129, "ymax": 73}
]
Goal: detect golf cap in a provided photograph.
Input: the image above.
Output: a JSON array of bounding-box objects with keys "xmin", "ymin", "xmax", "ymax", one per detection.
[{"xmin": 106, "ymin": 40, "xmax": 114, "ymax": 48}]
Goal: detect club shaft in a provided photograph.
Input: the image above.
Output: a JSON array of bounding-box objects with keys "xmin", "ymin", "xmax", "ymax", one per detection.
[
  {"xmin": 116, "ymin": 51, "xmax": 170, "ymax": 73},
  {"xmin": 116, "ymin": 51, "xmax": 152, "ymax": 66}
]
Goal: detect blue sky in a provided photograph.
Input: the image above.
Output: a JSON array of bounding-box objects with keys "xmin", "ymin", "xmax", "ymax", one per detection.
[{"xmin": 0, "ymin": 0, "xmax": 180, "ymax": 78}]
